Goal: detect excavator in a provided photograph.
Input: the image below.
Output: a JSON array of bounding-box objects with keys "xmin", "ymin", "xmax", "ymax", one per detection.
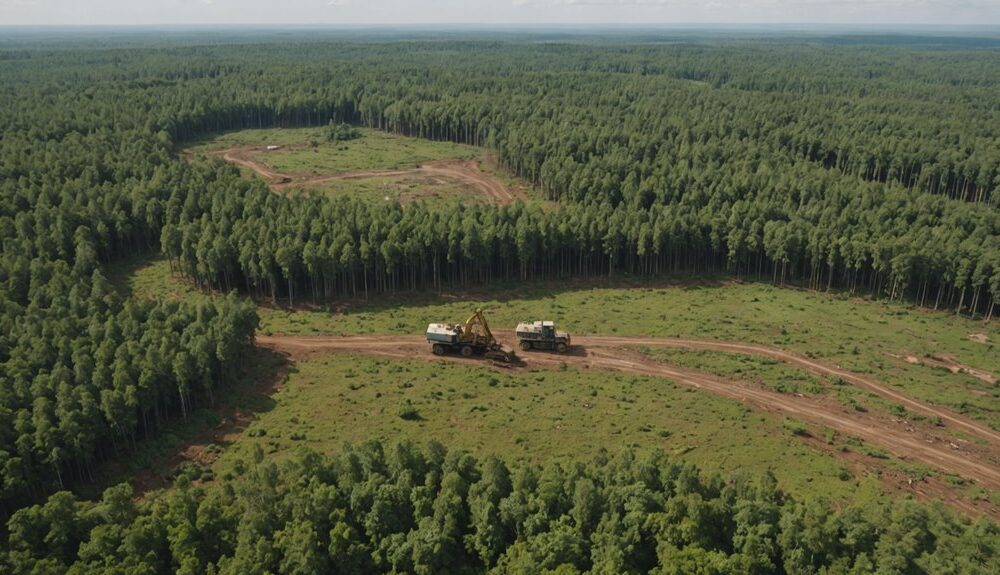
[{"xmin": 425, "ymin": 309, "xmax": 515, "ymax": 363}]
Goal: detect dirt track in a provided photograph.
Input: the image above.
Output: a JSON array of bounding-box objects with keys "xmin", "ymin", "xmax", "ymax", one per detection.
[
  {"xmin": 256, "ymin": 332, "xmax": 1000, "ymax": 493},
  {"xmin": 213, "ymin": 147, "xmax": 521, "ymax": 205}
]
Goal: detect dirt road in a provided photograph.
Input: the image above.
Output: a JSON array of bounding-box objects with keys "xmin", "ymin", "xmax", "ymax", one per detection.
[
  {"xmin": 256, "ymin": 332, "xmax": 1000, "ymax": 493},
  {"xmin": 211, "ymin": 147, "xmax": 521, "ymax": 205},
  {"xmin": 575, "ymin": 335, "xmax": 1000, "ymax": 445}
]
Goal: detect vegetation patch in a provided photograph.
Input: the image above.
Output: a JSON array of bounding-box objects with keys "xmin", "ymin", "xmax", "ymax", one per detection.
[
  {"xmin": 214, "ymin": 354, "xmax": 887, "ymax": 504},
  {"xmin": 187, "ymin": 126, "xmax": 479, "ymax": 173},
  {"xmin": 184, "ymin": 126, "xmax": 533, "ymax": 204}
]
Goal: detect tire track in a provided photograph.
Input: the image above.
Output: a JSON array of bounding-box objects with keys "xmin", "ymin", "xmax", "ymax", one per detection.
[
  {"xmin": 572, "ymin": 334, "xmax": 1000, "ymax": 445},
  {"xmin": 209, "ymin": 147, "xmax": 520, "ymax": 204},
  {"xmin": 255, "ymin": 333, "xmax": 1000, "ymax": 491}
]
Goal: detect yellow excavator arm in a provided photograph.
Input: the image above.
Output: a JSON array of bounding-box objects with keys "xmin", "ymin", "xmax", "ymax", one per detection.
[
  {"xmin": 427, "ymin": 307, "xmax": 513, "ymax": 363},
  {"xmin": 462, "ymin": 308, "xmax": 495, "ymax": 344}
]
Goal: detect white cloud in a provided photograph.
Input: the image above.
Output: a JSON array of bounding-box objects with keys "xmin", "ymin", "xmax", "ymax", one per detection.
[{"xmin": 0, "ymin": 0, "xmax": 997, "ymax": 25}]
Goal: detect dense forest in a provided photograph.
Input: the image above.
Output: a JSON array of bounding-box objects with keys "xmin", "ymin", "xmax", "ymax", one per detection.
[
  {"xmin": 4, "ymin": 441, "xmax": 999, "ymax": 574},
  {"xmin": 2, "ymin": 40, "xmax": 999, "ymax": 316},
  {"xmin": 1, "ymin": 32, "xmax": 999, "ymax": 570}
]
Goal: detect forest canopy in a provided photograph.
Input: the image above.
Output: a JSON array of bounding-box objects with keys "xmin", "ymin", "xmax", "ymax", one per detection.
[
  {"xmin": 4, "ymin": 441, "xmax": 999, "ymax": 574},
  {"xmin": 1, "ymin": 30, "xmax": 999, "ymax": 572}
]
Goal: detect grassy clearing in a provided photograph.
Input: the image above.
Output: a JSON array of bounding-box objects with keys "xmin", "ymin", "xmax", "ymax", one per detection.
[
  {"xmin": 637, "ymin": 347, "xmax": 829, "ymax": 395},
  {"xmin": 107, "ymin": 254, "xmax": 201, "ymax": 302},
  {"xmin": 211, "ymin": 353, "xmax": 883, "ymax": 504},
  {"xmin": 297, "ymin": 173, "xmax": 475, "ymax": 204},
  {"xmin": 184, "ymin": 127, "xmax": 544, "ymax": 204},
  {"xmin": 121, "ymin": 260, "xmax": 1000, "ymax": 429},
  {"xmin": 186, "ymin": 127, "xmax": 481, "ymax": 174},
  {"xmin": 255, "ymin": 282, "xmax": 998, "ymax": 428},
  {"xmin": 113, "ymin": 259, "xmax": 998, "ymax": 508},
  {"xmin": 635, "ymin": 347, "xmax": 943, "ymax": 441}
]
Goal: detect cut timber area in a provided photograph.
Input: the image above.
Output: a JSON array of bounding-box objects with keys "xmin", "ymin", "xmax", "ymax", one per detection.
[
  {"xmin": 211, "ymin": 146, "xmax": 524, "ymax": 205},
  {"xmin": 256, "ymin": 332, "xmax": 1000, "ymax": 502}
]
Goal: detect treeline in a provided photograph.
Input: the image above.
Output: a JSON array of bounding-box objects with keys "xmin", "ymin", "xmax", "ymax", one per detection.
[
  {"xmin": 162, "ymin": 163, "xmax": 1000, "ymax": 318},
  {"xmin": 3, "ymin": 441, "xmax": 997, "ymax": 574},
  {"xmin": 0, "ymin": 97, "xmax": 259, "ymax": 518},
  {"xmin": 3, "ymin": 42, "xmax": 999, "ymax": 213},
  {"xmin": 0, "ymin": 263, "xmax": 257, "ymax": 517},
  {"xmin": 2, "ymin": 32, "xmax": 1000, "ymax": 524},
  {"xmin": 4, "ymin": 39, "xmax": 992, "ymax": 311},
  {"xmin": 4, "ymin": 41, "xmax": 998, "ymax": 206}
]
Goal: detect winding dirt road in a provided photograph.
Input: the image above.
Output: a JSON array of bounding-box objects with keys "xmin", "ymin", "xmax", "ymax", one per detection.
[
  {"xmin": 213, "ymin": 147, "xmax": 521, "ymax": 205},
  {"xmin": 256, "ymin": 332, "xmax": 1000, "ymax": 493}
]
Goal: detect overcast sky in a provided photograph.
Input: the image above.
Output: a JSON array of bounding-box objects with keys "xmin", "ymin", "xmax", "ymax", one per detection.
[{"xmin": 1, "ymin": 0, "xmax": 998, "ymax": 27}]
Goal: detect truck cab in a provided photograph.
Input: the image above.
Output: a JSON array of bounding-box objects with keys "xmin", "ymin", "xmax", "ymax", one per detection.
[{"xmin": 515, "ymin": 320, "xmax": 571, "ymax": 353}]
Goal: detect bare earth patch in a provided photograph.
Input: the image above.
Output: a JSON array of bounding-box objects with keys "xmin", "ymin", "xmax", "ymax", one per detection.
[
  {"xmin": 209, "ymin": 146, "xmax": 525, "ymax": 205},
  {"xmin": 891, "ymin": 352, "xmax": 997, "ymax": 385}
]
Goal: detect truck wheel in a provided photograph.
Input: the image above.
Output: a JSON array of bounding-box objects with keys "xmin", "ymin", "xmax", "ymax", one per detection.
[
  {"xmin": 432, "ymin": 344, "xmax": 446, "ymax": 356},
  {"xmin": 520, "ymin": 341, "xmax": 532, "ymax": 351},
  {"xmin": 555, "ymin": 342, "xmax": 568, "ymax": 353},
  {"xmin": 460, "ymin": 345, "xmax": 473, "ymax": 357}
]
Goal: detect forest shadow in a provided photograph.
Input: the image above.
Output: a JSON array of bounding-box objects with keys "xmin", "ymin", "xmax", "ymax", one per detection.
[
  {"xmin": 255, "ymin": 272, "xmax": 741, "ymax": 318},
  {"xmin": 80, "ymin": 346, "xmax": 289, "ymax": 499},
  {"xmin": 104, "ymin": 250, "xmax": 162, "ymax": 300}
]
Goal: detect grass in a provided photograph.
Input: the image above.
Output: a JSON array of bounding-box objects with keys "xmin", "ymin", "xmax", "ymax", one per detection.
[
  {"xmin": 297, "ymin": 172, "xmax": 476, "ymax": 204},
  {"xmin": 638, "ymin": 347, "xmax": 828, "ymax": 395},
  {"xmin": 111, "ymin": 258, "xmax": 1000, "ymax": 509},
  {"xmin": 186, "ymin": 127, "xmax": 481, "ymax": 174},
  {"xmin": 212, "ymin": 353, "xmax": 884, "ymax": 505},
  {"xmin": 636, "ymin": 347, "xmax": 899, "ymax": 417},
  {"xmin": 120, "ymin": 259, "xmax": 1000, "ymax": 430},
  {"xmin": 254, "ymin": 281, "xmax": 998, "ymax": 428},
  {"xmin": 107, "ymin": 254, "xmax": 202, "ymax": 302},
  {"xmin": 185, "ymin": 127, "xmax": 544, "ymax": 204}
]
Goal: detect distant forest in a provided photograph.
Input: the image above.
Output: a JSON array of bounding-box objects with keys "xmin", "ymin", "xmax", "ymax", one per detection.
[
  {"xmin": 2, "ymin": 40, "xmax": 998, "ymax": 312},
  {"xmin": 1, "ymin": 33, "xmax": 999, "ymax": 572}
]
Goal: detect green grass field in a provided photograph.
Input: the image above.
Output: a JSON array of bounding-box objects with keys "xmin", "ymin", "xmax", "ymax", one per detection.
[
  {"xmin": 111, "ymin": 256, "xmax": 999, "ymax": 511},
  {"xmin": 210, "ymin": 353, "xmax": 885, "ymax": 504},
  {"xmin": 119, "ymin": 259, "xmax": 999, "ymax": 429},
  {"xmin": 185, "ymin": 127, "xmax": 481, "ymax": 174},
  {"xmin": 183, "ymin": 127, "xmax": 525, "ymax": 204},
  {"xmin": 257, "ymin": 283, "xmax": 999, "ymax": 429},
  {"xmin": 298, "ymin": 172, "xmax": 477, "ymax": 203}
]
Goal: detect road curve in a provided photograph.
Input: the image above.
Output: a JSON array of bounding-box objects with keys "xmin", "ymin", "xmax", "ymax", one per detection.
[
  {"xmin": 572, "ymin": 334, "xmax": 1000, "ymax": 445},
  {"xmin": 211, "ymin": 147, "xmax": 520, "ymax": 205},
  {"xmin": 255, "ymin": 332, "xmax": 1000, "ymax": 491}
]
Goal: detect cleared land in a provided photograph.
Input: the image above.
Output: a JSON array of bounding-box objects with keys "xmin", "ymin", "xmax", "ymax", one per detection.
[
  {"xmin": 116, "ymin": 258, "xmax": 1000, "ymax": 430},
  {"xmin": 185, "ymin": 127, "xmax": 528, "ymax": 204},
  {"xmin": 253, "ymin": 284, "xmax": 999, "ymax": 430},
  {"xmin": 216, "ymin": 353, "xmax": 885, "ymax": 505},
  {"xmin": 112, "ymin": 257, "xmax": 1000, "ymax": 515},
  {"xmin": 254, "ymin": 333, "xmax": 1000, "ymax": 501}
]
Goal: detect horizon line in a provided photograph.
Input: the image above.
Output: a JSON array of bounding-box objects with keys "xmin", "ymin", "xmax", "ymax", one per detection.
[{"xmin": 2, "ymin": 22, "xmax": 1000, "ymax": 29}]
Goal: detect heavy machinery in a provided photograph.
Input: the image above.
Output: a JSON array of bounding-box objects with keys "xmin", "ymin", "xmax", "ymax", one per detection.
[
  {"xmin": 426, "ymin": 309, "xmax": 515, "ymax": 362},
  {"xmin": 515, "ymin": 321, "xmax": 571, "ymax": 353}
]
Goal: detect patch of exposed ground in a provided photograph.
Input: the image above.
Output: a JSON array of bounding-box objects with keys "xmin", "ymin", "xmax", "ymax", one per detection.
[
  {"xmin": 125, "ymin": 349, "xmax": 288, "ymax": 496},
  {"xmin": 891, "ymin": 352, "xmax": 997, "ymax": 385},
  {"xmin": 209, "ymin": 146, "xmax": 524, "ymax": 205}
]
